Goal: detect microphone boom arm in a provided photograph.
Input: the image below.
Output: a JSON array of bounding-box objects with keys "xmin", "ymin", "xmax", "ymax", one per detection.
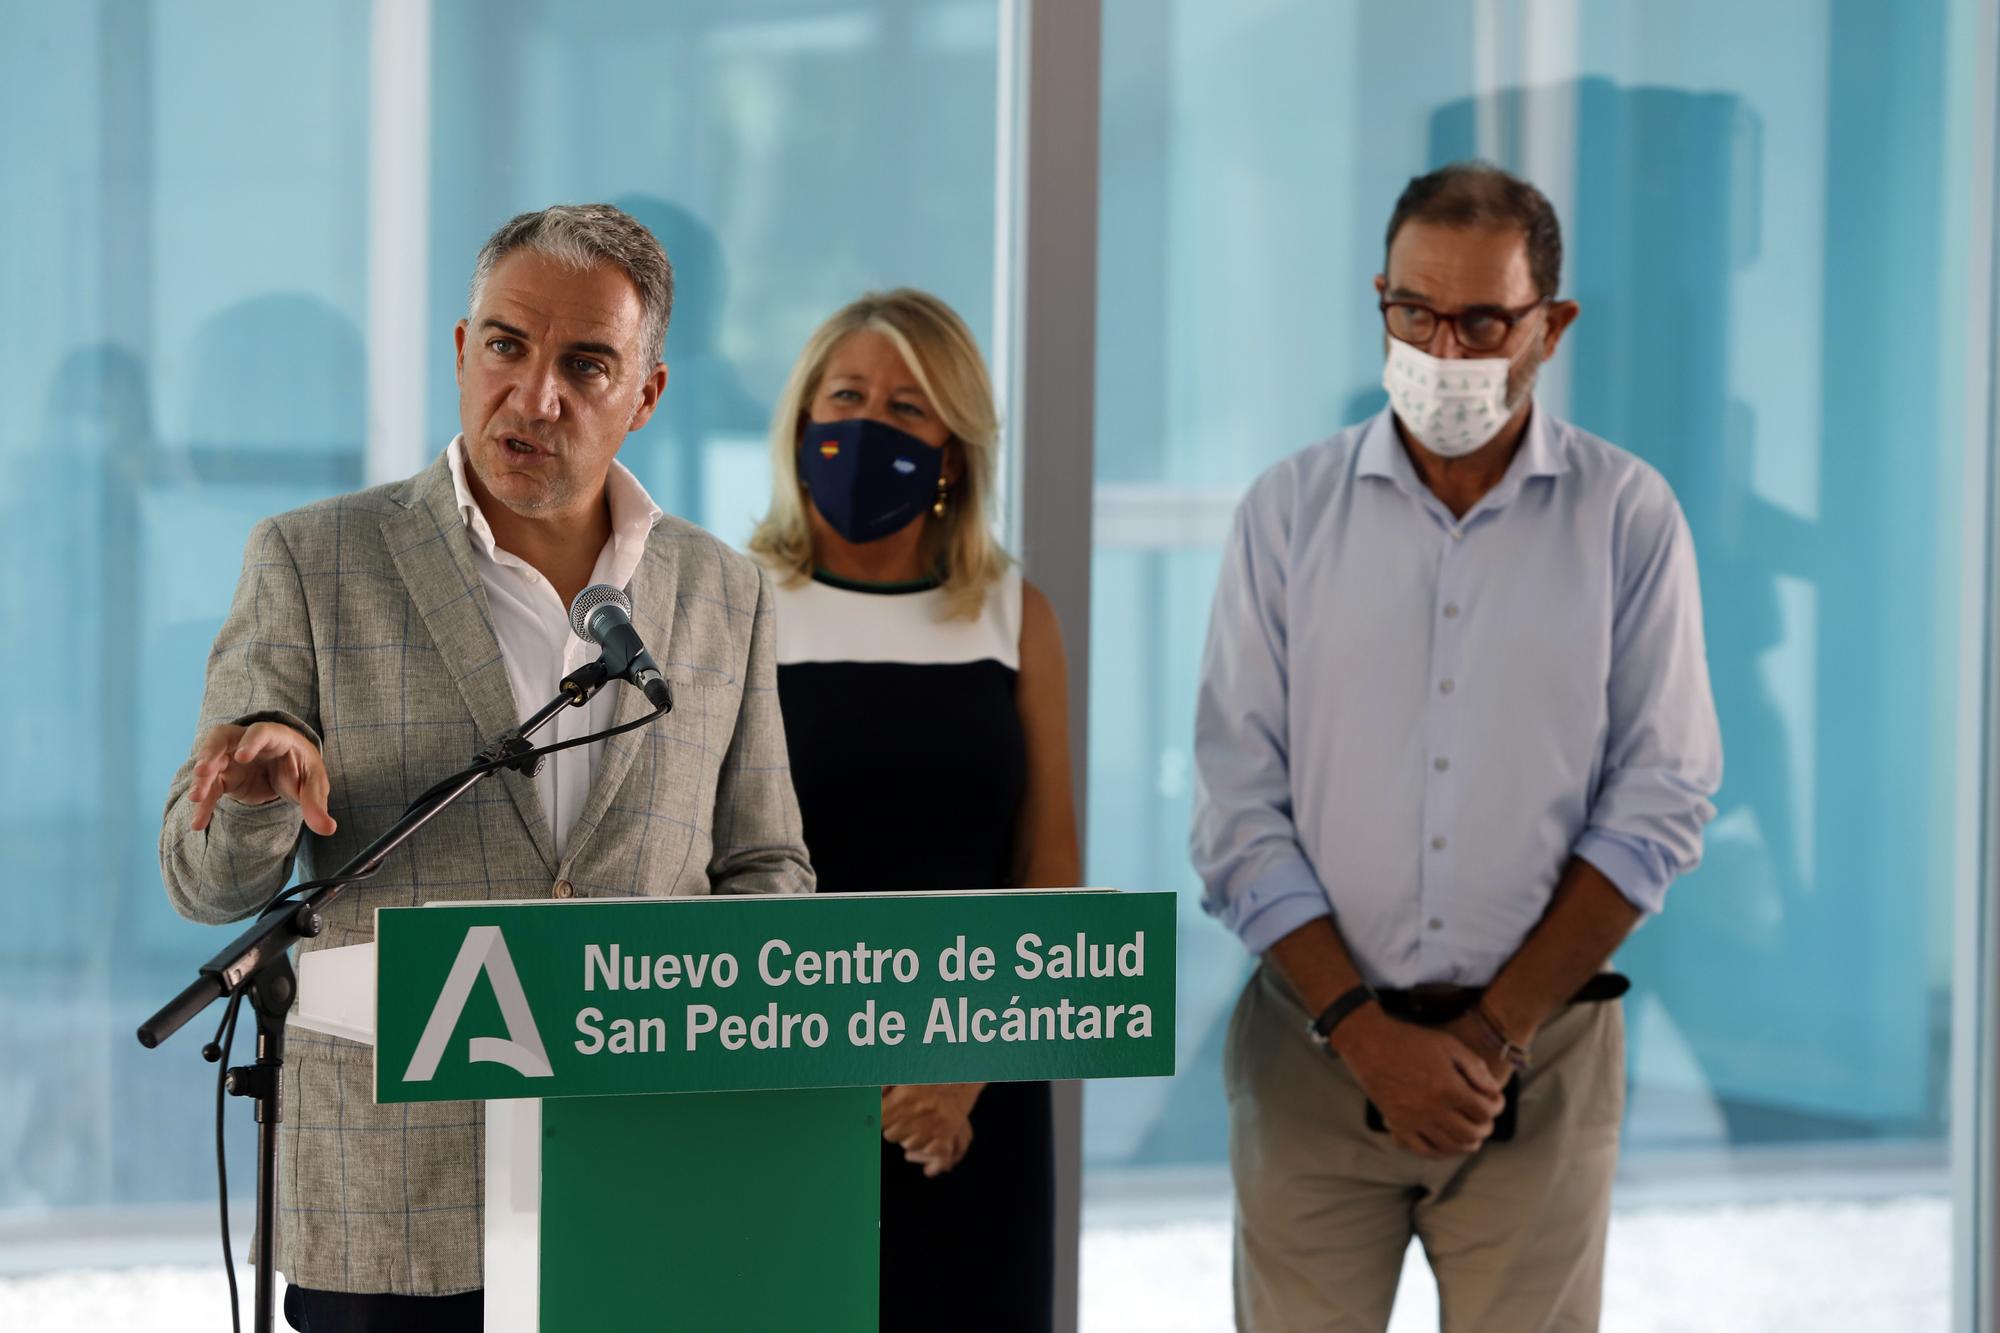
[{"xmin": 136, "ymin": 657, "xmax": 620, "ymax": 1333}]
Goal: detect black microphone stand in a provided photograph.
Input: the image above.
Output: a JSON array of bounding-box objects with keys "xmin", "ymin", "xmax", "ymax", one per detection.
[{"xmin": 137, "ymin": 661, "xmax": 613, "ymax": 1333}]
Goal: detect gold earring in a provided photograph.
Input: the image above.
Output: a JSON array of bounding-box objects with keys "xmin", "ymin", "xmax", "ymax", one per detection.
[{"xmin": 933, "ymin": 476, "xmax": 950, "ymax": 518}]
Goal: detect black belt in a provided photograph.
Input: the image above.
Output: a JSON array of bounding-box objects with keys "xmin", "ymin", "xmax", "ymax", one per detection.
[{"xmin": 1373, "ymin": 971, "xmax": 1629, "ymax": 1026}]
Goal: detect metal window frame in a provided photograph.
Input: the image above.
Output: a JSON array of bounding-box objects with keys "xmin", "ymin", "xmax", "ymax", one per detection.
[
  {"xmin": 1961, "ymin": 3, "xmax": 2000, "ymax": 1329},
  {"xmin": 365, "ymin": 0, "xmax": 433, "ymax": 484},
  {"xmin": 994, "ymin": 1, "xmax": 1102, "ymax": 1329}
]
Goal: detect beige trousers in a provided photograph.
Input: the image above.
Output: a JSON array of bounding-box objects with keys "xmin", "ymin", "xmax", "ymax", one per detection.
[{"xmin": 1224, "ymin": 964, "xmax": 1625, "ymax": 1333}]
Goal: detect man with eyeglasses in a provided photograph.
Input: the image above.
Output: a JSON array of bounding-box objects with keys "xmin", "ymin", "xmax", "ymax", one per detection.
[{"xmin": 1192, "ymin": 162, "xmax": 1722, "ymax": 1330}]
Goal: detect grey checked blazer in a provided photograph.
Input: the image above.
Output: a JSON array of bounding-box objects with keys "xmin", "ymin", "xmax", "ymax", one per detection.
[{"xmin": 159, "ymin": 454, "xmax": 813, "ymax": 1295}]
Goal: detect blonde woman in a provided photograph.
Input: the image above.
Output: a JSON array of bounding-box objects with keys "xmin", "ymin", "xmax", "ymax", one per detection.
[{"xmin": 750, "ymin": 289, "xmax": 1079, "ymax": 1331}]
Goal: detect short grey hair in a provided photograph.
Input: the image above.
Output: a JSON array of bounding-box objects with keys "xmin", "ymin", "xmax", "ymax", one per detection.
[{"xmin": 468, "ymin": 204, "xmax": 675, "ymax": 367}]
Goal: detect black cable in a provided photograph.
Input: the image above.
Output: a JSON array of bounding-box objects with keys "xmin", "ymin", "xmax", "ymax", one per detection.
[
  {"xmin": 254, "ymin": 863, "xmax": 384, "ymax": 921},
  {"xmin": 213, "ymin": 985, "xmax": 247, "ymax": 1333},
  {"xmin": 253, "ymin": 698, "xmax": 671, "ymax": 916},
  {"xmin": 399, "ymin": 699, "xmax": 670, "ymax": 814}
]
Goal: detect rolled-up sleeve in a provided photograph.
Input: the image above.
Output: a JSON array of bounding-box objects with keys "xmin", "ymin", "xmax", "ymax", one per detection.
[
  {"xmin": 1574, "ymin": 488, "xmax": 1723, "ymax": 913},
  {"xmin": 1190, "ymin": 471, "xmax": 1332, "ymax": 954}
]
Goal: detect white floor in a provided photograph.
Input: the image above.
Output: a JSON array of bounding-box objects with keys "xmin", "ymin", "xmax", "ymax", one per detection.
[
  {"xmin": 1079, "ymin": 1195, "xmax": 1950, "ymax": 1332},
  {"xmin": 0, "ymin": 1194, "xmax": 1949, "ymax": 1331}
]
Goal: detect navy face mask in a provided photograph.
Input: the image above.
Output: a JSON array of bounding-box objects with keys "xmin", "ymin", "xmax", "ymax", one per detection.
[{"xmin": 797, "ymin": 418, "xmax": 944, "ymax": 544}]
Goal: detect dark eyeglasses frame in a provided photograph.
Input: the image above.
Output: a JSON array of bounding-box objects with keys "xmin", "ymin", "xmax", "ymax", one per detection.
[{"xmin": 1379, "ymin": 296, "xmax": 1551, "ymax": 353}]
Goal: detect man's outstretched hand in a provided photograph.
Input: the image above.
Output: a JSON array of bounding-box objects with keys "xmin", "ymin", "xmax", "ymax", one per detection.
[{"xmin": 187, "ymin": 721, "xmax": 336, "ymax": 836}]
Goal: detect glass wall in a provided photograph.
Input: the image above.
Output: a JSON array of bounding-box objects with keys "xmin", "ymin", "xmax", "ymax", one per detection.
[
  {"xmin": 427, "ymin": 0, "xmax": 1000, "ymax": 549},
  {"xmin": 0, "ymin": 1, "xmax": 375, "ymax": 1216},
  {"xmin": 1085, "ymin": 0, "xmax": 1982, "ymax": 1322},
  {"xmin": 0, "ymin": 0, "xmax": 997, "ymax": 1227},
  {"xmin": 4, "ymin": 2, "xmax": 1994, "ymax": 1325}
]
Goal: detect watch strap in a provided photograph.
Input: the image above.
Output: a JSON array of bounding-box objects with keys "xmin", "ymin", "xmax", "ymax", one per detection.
[{"xmin": 1310, "ymin": 983, "xmax": 1376, "ymax": 1043}]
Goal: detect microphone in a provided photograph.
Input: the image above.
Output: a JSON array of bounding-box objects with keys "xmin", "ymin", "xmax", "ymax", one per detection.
[{"xmin": 568, "ymin": 585, "xmax": 673, "ymax": 711}]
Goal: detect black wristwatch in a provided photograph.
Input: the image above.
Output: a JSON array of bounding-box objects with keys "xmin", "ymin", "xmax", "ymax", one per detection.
[{"xmin": 1308, "ymin": 984, "xmax": 1376, "ymax": 1046}]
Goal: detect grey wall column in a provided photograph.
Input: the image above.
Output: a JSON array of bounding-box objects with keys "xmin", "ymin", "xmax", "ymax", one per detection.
[
  {"xmin": 365, "ymin": 0, "xmax": 433, "ymax": 485},
  {"xmin": 1962, "ymin": 0, "xmax": 2000, "ymax": 1328},
  {"xmin": 995, "ymin": 2, "xmax": 1102, "ymax": 1330}
]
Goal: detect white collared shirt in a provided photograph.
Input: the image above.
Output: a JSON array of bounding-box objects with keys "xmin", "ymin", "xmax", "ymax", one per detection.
[{"xmin": 445, "ymin": 435, "xmax": 663, "ymax": 858}]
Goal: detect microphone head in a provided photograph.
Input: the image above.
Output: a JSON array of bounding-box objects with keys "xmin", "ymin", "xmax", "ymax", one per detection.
[{"xmin": 569, "ymin": 583, "xmax": 632, "ymax": 644}]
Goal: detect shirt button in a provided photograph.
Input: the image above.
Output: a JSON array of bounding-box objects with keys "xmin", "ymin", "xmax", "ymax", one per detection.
[
  {"xmin": 1439, "ymin": 679, "xmax": 1455, "ymax": 695},
  {"xmin": 1443, "ymin": 603, "xmax": 1460, "ymax": 619},
  {"xmin": 1428, "ymin": 917, "xmax": 1445, "ymax": 931},
  {"xmin": 1431, "ymin": 836, "xmax": 1447, "ymax": 851},
  {"xmin": 1450, "ymin": 529, "xmax": 1464, "ymax": 541},
  {"xmin": 553, "ymin": 879, "xmax": 574, "ymax": 899},
  {"xmin": 1434, "ymin": 757, "xmax": 1450, "ymax": 772}
]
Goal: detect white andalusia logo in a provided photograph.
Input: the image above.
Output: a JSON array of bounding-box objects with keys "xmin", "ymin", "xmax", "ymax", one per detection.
[{"xmin": 403, "ymin": 925, "xmax": 554, "ymax": 1082}]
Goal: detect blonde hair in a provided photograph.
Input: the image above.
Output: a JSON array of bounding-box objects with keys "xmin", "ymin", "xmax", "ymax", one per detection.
[{"xmin": 749, "ymin": 289, "xmax": 1010, "ymax": 618}]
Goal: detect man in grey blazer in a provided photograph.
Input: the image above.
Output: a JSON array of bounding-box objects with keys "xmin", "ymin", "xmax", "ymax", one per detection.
[{"xmin": 160, "ymin": 204, "xmax": 813, "ymax": 1331}]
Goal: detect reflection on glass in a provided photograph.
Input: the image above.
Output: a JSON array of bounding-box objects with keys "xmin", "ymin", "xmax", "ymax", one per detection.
[
  {"xmin": 428, "ymin": 0, "xmax": 1001, "ymax": 546},
  {"xmin": 0, "ymin": 0, "xmax": 999, "ymax": 1238}
]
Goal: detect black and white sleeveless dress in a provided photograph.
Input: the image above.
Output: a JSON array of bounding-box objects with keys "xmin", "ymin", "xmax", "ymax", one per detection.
[{"xmin": 772, "ymin": 565, "xmax": 1054, "ymax": 1333}]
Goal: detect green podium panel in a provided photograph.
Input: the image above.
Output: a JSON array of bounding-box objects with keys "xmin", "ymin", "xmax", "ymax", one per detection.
[
  {"xmin": 376, "ymin": 890, "xmax": 1176, "ymax": 1102},
  {"xmin": 540, "ymin": 1088, "xmax": 880, "ymax": 1332},
  {"xmin": 374, "ymin": 889, "xmax": 1175, "ymax": 1331}
]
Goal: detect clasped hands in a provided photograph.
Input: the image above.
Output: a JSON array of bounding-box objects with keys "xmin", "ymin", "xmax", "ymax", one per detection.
[
  {"xmin": 881, "ymin": 1082, "xmax": 984, "ymax": 1178},
  {"xmin": 1331, "ymin": 1004, "xmax": 1520, "ymax": 1160}
]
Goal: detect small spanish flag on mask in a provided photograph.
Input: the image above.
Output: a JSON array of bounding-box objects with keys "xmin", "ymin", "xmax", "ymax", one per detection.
[{"xmin": 820, "ymin": 441, "xmax": 841, "ymax": 459}]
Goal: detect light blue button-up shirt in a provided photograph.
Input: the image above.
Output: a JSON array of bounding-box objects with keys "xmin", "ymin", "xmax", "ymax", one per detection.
[{"xmin": 1191, "ymin": 406, "xmax": 1722, "ymax": 988}]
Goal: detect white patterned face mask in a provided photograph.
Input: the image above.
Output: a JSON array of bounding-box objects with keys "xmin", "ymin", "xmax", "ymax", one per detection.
[{"xmin": 1381, "ymin": 337, "xmax": 1513, "ymax": 457}]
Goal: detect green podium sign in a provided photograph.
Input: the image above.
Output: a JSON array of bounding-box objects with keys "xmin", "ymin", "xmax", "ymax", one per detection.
[{"xmin": 371, "ymin": 890, "xmax": 1176, "ymax": 1331}]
